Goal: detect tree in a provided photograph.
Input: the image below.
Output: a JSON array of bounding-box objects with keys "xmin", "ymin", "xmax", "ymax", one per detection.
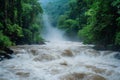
[{"xmin": 0, "ymin": 0, "xmax": 43, "ymax": 47}]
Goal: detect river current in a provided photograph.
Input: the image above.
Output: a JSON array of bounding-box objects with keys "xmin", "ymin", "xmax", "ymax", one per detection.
[{"xmin": 0, "ymin": 41, "xmax": 120, "ymax": 80}]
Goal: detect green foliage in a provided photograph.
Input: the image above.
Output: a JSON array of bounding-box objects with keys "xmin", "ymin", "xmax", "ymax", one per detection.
[
  {"xmin": 58, "ymin": 15, "xmax": 68, "ymax": 26},
  {"xmin": 44, "ymin": 0, "xmax": 69, "ymax": 26},
  {"xmin": 0, "ymin": 23, "xmax": 3, "ymax": 30},
  {"xmin": 0, "ymin": 0, "xmax": 43, "ymax": 47},
  {"xmin": 6, "ymin": 24, "xmax": 23, "ymax": 37},
  {"xmin": 78, "ymin": 25, "xmax": 93, "ymax": 44},
  {"xmin": 57, "ymin": 0, "xmax": 87, "ymax": 39},
  {"xmin": 115, "ymin": 32, "xmax": 120, "ymax": 45},
  {"xmin": 52, "ymin": 0, "xmax": 120, "ymax": 47},
  {"xmin": 78, "ymin": 0, "xmax": 119, "ymax": 46},
  {"xmin": 112, "ymin": 0, "xmax": 120, "ymax": 8},
  {"xmin": 22, "ymin": 29, "xmax": 33, "ymax": 44},
  {"xmin": 62, "ymin": 19, "xmax": 78, "ymax": 33},
  {"xmin": 21, "ymin": 28, "xmax": 44, "ymax": 44},
  {"xmin": 33, "ymin": 35, "xmax": 44, "ymax": 44},
  {"xmin": 30, "ymin": 23, "xmax": 40, "ymax": 32},
  {"xmin": 22, "ymin": 3, "xmax": 32, "ymax": 15},
  {"xmin": 0, "ymin": 32, "xmax": 12, "ymax": 47},
  {"xmin": 1, "ymin": 0, "xmax": 120, "ymax": 48}
]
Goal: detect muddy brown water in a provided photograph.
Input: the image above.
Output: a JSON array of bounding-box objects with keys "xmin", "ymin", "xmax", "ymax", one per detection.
[{"xmin": 0, "ymin": 41, "xmax": 120, "ymax": 80}]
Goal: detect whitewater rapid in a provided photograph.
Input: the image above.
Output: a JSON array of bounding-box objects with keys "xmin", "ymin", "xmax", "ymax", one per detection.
[{"xmin": 0, "ymin": 41, "xmax": 120, "ymax": 80}]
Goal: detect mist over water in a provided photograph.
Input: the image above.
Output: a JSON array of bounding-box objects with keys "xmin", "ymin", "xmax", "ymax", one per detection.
[
  {"xmin": 41, "ymin": 14, "xmax": 66, "ymax": 42},
  {"xmin": 40, "ymin": 0, "xmax": 68, "ymax": 42},
  {"xmin": 0, "ymin": 1, "xmax": 120, "ymax": 80}
]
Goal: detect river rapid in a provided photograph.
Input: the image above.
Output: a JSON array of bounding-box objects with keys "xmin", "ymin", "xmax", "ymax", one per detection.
[{"xmin": 0, "ymin": 41, "xmax": 120, "ymax": 80}]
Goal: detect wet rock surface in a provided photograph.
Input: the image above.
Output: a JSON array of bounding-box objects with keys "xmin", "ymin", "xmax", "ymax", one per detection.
[
  {"xmin": 16, "ymin": 72, "xmax": 30, "ymax": 77},
  {"xmin": 60, "ymin": 73, "xmax": 106, "ymax": 80},
  {"xmin": 114, "ymin": 53, "xmax": 120, "ymax": 59},
  {"xmin": 0, "ymin": 48, "xmax": 13, "ymax": 61},
  {"xmin": 62, "ymin": 49, "xmax": 73, "ymax": 57}
]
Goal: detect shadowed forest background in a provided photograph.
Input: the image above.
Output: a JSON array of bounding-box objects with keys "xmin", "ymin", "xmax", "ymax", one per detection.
[{"xmin": 0, "ymin": 0, "xmax": 120, "ymax": 50}]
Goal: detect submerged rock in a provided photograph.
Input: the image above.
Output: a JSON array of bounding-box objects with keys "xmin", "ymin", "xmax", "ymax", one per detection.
[
  {"xmin": 0, "ymin": 48, "xmax": 13, "ymax": 61},
  {"xmin": 60, "ymin": 61, "xmax": 68, "ymax": 66},
  {"xmin": 114, "ymin": 53, "xmax": 120, "ymax": 59},
  {"xmin": 0, "ymin": 78, "xmax": 8, "ymax": 80},
  {"xmin": 33, "ymin": 53, "xmax": 56, "ymax": 61},
  {"xmin": 62, "ymin": 49, "xmax": 73, "ymax": 57},
  {"xmin": 4, "ymin": 47, "xmax": 14, "ymax": 54},
  {"xmin": 89, "ymin": 75, "xmax": 106, "ymax": 80},
  {"xmin": 60, "ymin": 73, "xmax": 106, "ymax": 80},
  {"xmin": 60, "ymin": 73, "xmax": 85, "ymax": 80},
  {"xmin": 93, "ymin": 45, "xmax": 120, "ymax": 51},
  {"xmin": 16, "ymin": 72, "xmax": 30, "ymax": 77}
]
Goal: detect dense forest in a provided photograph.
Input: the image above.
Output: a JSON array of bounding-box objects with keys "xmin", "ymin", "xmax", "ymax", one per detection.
[
  {"xmin": 0, "ymin": 0, "xmax": 43, "ymax": 49},
  {"xmin": 0, "ymin": 0, "xmax": 120, "ymax": 79},
  {"xmin": 1, "ymin": 0, "xmax": 120, "ymax": 50},
  {"xmin": 45, "ymin": 0, "xmax": 120, "ymax": 50},
  {"xmin": 43, "ymin": 0, "xmax": 69, "ymax": 27}
]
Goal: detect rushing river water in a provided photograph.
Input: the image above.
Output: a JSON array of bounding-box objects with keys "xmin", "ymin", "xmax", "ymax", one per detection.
[{"xmin": 0, "ymin": 41, "xmax": 120, "ymax": 80}]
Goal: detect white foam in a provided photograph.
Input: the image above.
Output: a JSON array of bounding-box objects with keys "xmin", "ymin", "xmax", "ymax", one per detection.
[{"xmin": 0, "ymin": 41, "xmax": 120, "ymax": 80}]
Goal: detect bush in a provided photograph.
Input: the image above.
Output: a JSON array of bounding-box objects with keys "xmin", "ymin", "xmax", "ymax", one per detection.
[
  {"xmin": 34, "ymin": 35, "xmax": 44, "ymax": 44},
  {"xmin": 115, "ymin": 32, "xmax": 120, "ymax": 45},
  {"xmin": 22, "ymin": 29, "xmax": 33, "ymax": 44},
  {"xmin": 78, "ymin": 25, "xmax": 94, "ymax": 44},
  {"xmin": 7, "ymin": 24, "xmax": 23, "ymax": 37},
  {"xmin": 0, "ymin": 31, "xmax": 12, "ymax": 48}
]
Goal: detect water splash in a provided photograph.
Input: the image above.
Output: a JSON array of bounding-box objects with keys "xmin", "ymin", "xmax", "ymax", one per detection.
[
  {"xmin": 0, "ymin": 41, "xmax": 120, "ymax": 80},
  {"xmin": 41, "ymin": 14, "xmax": 66, "ymax": 42}
]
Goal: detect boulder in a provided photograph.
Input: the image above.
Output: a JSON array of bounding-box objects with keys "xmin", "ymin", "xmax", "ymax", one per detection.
[
  {"xmin": 114, "ymin": 53, "xmax": 120, "ymax": 59},
  {"xmin": 4, "ymin": 47, "xmax": 14, "ymax": 54},
  {"xmin": 0, "ymin": 48, "xmax": 13, "ymax": 61},
  {"xmin": 0, "ymin": 50, "xmax": 12, "ymax": 59},
  {"xmin": 62, "ymin": 49, "xmax": 73, "ymax": 57}
]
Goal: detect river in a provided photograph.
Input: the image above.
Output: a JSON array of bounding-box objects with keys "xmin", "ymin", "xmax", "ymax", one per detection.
[
  {"xmin": 0, "ymin": 3, "xmax": 120, "ymax": 79},
  {"xmin": 0, "ymin": 41, "xmax": 120, "ymax": 80}
]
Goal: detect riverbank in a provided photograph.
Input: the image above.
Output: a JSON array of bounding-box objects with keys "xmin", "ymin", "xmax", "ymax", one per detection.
[
  {"xmin": 0, "ymin": 47, "xmax": 14, "ymax": 61},
  {"xmin": 93, "ymin": 45, "xmax": 120, "ymax": 51}
]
